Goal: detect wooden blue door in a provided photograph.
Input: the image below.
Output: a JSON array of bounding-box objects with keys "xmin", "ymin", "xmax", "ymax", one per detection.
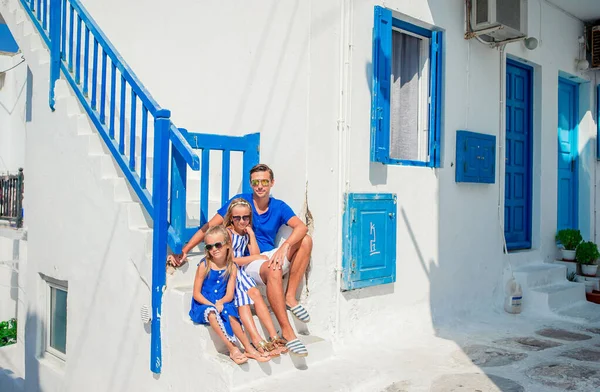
[
  {"xmin": 557, "ymin": 79, "xmax": 578, "ymax": 231},
  {"xmin": 505, "ymin": 60, "xmax": 532, "ymax": 250}
]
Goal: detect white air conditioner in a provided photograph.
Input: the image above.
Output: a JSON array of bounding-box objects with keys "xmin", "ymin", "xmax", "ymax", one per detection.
[
  {"xmin": 592, "ymin": 26, "xmax": 600, "ymax": 69},
  {"xmin": 470, "ymin": 0, "xmax": 527, "ymax": 42}
]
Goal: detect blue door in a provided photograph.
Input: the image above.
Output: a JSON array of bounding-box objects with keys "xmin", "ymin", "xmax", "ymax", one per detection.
[
  {"xmin": 505, "ymin": 60, "xmax": 532, "ymax": 250},
  {"xmin": 557, "ymin": 79, "xmax": 578, "ymax": 231}
]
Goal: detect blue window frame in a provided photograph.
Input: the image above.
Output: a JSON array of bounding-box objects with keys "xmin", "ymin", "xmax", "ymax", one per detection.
[{"xmin": 370, "ymin": 6, "xmax": 443, "ymax": 167}]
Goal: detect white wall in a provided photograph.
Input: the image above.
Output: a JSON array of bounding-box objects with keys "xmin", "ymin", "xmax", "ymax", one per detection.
[{"xmin": 0, "ymin": 53, "xmax": 27, "ymax": 174}]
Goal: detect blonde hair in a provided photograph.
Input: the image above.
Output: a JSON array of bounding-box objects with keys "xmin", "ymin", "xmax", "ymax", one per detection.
[
  {"xmin": 203, "ymin": 225, "xmax": 236, "ymax": 279},
  {"xmin": 223, "ymin": 198, "xmax": 253, "ymax": 228}
]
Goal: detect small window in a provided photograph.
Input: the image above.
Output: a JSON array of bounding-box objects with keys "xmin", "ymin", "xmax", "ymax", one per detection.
[
  {"xmin": 45, "ymin": 278, "xmax": 67, "ymax": 360},
  {"xmin": 371, "ymin": 6, "xmax": 443, "ymax": 167}
]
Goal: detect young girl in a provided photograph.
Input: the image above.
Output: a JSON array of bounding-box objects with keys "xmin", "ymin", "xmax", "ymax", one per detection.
[
  {"xmin": 189, "ymin": 225, "xmax": 270, "ymax": 364},
  {"xmin": 223, "ymin": 198, "xmax": 288, "ymax": 357}
]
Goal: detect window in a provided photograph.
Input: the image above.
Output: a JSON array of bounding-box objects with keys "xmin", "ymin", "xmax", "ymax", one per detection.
[
  {"xmin": 45, "ymin": 278, "xmax": 67, "ymax": 360},
  {"xmin": 370, "ymin": 6, "xmax": 443, "ymax": 167}
]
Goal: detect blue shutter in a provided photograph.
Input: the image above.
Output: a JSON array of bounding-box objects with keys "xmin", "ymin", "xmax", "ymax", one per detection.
[
  {"xmin": 342, "ymin": 193, "xmax": 397, "ymax": 291},
  {"xmin": 370, "ymin": 6, "xmax": 392, "ymax": 163},
  {"xmin": 428, "ymin": 31, "xmax": 443, "ymax": 167},
  {"xmin": 0, "ymin": 24, "xmax": 18, "ymax": 53},
  {"xmin": 478, "ymin": 137, "xmax": 496, "ymax": 183}
]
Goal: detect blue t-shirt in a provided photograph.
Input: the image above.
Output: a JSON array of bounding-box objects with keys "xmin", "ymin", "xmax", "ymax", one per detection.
[{"xmin": 217, "ymin": 193, "xmax": 296, "ymax": 252}]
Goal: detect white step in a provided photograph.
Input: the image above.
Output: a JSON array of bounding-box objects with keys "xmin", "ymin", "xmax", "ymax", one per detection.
[
  {"xmin": 556, "ymin": 301, "xmax": 600, "ymax": 323},
  {"xmin": 513, "ymin": 263, "xmax": 567, "ymax": 289},
  {"xmin": 529, "ymin": 281, "xmax": 586, "ymax": 312}
]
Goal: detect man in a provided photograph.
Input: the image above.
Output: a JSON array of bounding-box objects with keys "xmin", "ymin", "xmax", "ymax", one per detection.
[{"xmin": 170, "ymin": 164, "xmax": 313, "ymax": 356}]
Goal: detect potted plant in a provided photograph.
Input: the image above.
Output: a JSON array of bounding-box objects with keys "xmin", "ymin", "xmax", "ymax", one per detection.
[
  {"xmin": 556, "ymin": 229, "xmax": 582, "ymax": 261},
  {"xmin": 576, "ymin": 241, "xmax": 600, "ymax": 277}
]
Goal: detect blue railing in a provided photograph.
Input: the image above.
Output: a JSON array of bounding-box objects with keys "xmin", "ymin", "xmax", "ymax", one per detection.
[{"xmin": 19, "ymin": 0, "xmax": 259, "ymax": 374}]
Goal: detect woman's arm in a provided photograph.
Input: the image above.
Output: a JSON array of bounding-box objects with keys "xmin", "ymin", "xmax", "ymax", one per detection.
[{"xmin": 192, "ymin": 262, "xmax": 214, "ymax": 306}]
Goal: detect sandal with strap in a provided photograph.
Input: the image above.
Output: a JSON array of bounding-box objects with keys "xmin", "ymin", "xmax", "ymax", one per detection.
[
  {"xmin": 269, "ymin": 336, "xmax": 290, "ymax": 355},
  {"xmin": 245, "ymin": 348, "xmax": 271, "ymax": 363},
  {"xmin": 229, "ymin": 348, "xmax": 248, "ymax": 365},
  {"xmin": 255, "ymin": 340, "xmax": 280, "ymax": 358}
]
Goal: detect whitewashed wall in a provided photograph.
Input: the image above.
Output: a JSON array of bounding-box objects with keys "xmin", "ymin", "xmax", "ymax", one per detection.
[{"xmin": 0, "ymin": 53, "xmax": 27, "ymax": 173}]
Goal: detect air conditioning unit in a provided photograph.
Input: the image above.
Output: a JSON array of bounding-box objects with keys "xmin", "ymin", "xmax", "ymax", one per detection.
[
  {"xmin": 470, "ymin": 0, "xmax": 528, "ymax": 42},
  {"xmin": 592, "ymin": 26, "xmax": 600, "ymax": 69}
]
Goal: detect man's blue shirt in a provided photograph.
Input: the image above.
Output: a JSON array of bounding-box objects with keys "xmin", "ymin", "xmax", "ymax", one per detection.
[{"xmin": 217, "ymin": 193, "xmax": 296, "ymax": 252}]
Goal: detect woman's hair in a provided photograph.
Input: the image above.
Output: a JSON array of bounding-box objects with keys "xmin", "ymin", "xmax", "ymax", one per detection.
[
  {"xmin": 203, "ymin": 225, "xmax": 235, "ymax": 278},
  {"xmin": 223, "ymin": 198, "xmax": 253, "ymax": 228}
]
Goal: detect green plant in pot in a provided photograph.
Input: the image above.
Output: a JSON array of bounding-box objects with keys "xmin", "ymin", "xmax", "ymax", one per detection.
[
  {"xmin": 556, "ymin": 229, "xmax": 582, "ymax": 261},
  {"xmin": 576, "ymin": 241, "xmax": 600, "ymax": 277}
]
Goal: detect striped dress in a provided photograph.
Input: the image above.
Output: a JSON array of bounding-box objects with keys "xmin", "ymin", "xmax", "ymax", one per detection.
[{"xmin": 229, "ymin": 228, "xmax": 257, "ymax": 307}]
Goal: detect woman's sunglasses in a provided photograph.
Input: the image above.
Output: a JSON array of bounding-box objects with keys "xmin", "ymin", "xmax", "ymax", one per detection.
[
  {"xmin": 250, "ymin": 179, "xmax": 271, "ymax": 187},
  {"xmin": 232, "ymin": 215, "xmax": 251, "ymax": 222},
  {"xmin": 205, "ymin": 241, "xmax": 225, "ymax": 251}
]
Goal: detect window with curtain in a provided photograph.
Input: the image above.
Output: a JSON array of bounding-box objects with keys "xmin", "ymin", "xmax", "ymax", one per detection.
[{"xmin": 370, "ymin": 6, "xmax": 443, "ymax": 167}]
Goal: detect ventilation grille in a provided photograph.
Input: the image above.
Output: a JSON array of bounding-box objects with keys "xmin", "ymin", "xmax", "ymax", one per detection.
[
  {"xmin": 496, "ymin": 0, "xmax": 521, "ymax": 31},
  {"xmin": 593, "ymin": 26, "xmax": 600, "ymax": 69}
]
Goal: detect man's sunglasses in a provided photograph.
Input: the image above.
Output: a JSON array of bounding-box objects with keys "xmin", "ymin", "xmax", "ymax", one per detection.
[
  {"xmin": 205, "ymin": 241, "xmax": 225, "ymax": 251},
  {"xmin": 232, "ymin": 215, "xmax": 251, "ymax": 222},
  {"xmin": 250, "ymin": 179, "xmax": 271, "ymax": 187}
]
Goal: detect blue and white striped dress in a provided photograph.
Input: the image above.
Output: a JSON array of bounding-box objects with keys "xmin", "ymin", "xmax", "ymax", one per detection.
[{"xmin": 229, "ymin": 228, "xmax": 257, "ymax": 307}]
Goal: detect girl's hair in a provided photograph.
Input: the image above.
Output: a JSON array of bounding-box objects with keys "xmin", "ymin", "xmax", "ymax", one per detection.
[
  {"xmin": 223, "ymin": 198, "xmax": 253, "ymax": 228},
  {"xmin": 203, "ymin": 225, "xmax": 235, "ymax": 279}
]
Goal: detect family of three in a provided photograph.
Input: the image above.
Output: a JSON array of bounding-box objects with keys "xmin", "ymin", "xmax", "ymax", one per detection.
[{"xmin": 169, "ymin": 164, "xmax": 313, "ymax": 365}]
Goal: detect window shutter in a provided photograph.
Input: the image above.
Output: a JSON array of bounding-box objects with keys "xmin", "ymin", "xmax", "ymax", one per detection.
[
  {"xmin": 370, "ymin": 6, "xmax": 392, "ymax": 163},
  {"xmin": 429, "ymin": 30, "xmax": 443, "ymax": 167}
]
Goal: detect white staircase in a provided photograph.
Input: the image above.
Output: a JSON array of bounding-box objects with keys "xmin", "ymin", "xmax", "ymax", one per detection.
[{"xmin": 513, "ymin": 262, "xmax": 600, "ymax": 322}]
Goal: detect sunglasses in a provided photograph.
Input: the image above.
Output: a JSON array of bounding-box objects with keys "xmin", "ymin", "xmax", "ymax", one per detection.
[
  {"xmin": 232, "ymin": 215, "xmax": 251, "ymax": 222},
  {"xmin": 250, "ymin": 179, "xmax": 271, "ymax": 187},
  {"xmin": 205, "ymin": 241, "xmax": 225, "ymax": 251}
]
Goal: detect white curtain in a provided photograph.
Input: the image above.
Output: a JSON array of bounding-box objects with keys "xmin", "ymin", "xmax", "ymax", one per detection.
[{"xmin": 390, "ymin": 31, "xmax": 420, "ymax": 161}]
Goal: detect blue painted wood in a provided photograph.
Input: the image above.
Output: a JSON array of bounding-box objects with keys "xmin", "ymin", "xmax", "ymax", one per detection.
[
  {"xmin": 200, "ymin": 149, "xmax": 210, "ymax": 226},
  {"xmin": 140, "ymin": 107, "xmax": 148, "ymax": 189},
  {"xmin": 75, "ymin": 15, "xmax": 81, "ymax": 84},
  {"xmin": 557, "ymin": 78, "xmax": 578, "ymax": 231},
  {"xmin": 109, "ymin": 61, "xmax": 116, "ymax": 138},
  {"xmin": 429, "ymin": 30, "xmax": 443, "ymax": 168},
  {"xmin": 151, "ymin": 114, "xmax": 170, "ymax": 374},
  {"xmin": 48, "ymin": 0, "xmax": 61, "ymax": 110},
  {"xmin": 68, "ymin": 5, "xmax": 73, "ymax": 71},
  {"xmin": 91, "ymin": 38, "xmax": 98, "ymax": 109},
  {"xmin": 60, "ymin": 0, "xmax": 66, "ymax": 60},
  {"xmin": 456, "ymin": 130, "xmax": 496, "ymax": 183},
  {"xmin": 119, "ymin": 75, "xmax": 126, "ymax": 154},
  {"xmin": 41, "ymin": 0, "xmax": 47, "ymax": 30},
  {"xmin": 505, "ymin": 60, "xmax": 532, "ymax": 250},
  {"xmin": 242, "ymin": 133, "xmax": 260, "ymax": 194},
  {"xmin": 170, "ymin": 145, "xmax": 187, "ymax": 254},
  {"xmin": 0, "ymin": 25, "xmax": 19, "ymax": 53},
  {"xmin": 342, "ymin": 193, "xmax": 397, "ymax": 291},
  {"xmin": 83, "ymin": 26, "xmax": 89, "ymax": 97},
  {"xmin": 169, "ymin": 126, "xmax": 200, "ymax": 170},
  {"xmin": 129, "ymin": 91, "xmax": 136, "ymax": 170},
  {"xmin": 100, "ymin": 51, "xmax": 107, "ymax": 123},
  {"xmin": 221, "ymin": 151, "xmax": 231, "ymax": 206},
  {"xmin": 392, "ymin": 18, "xmax": 432, "ymax": 38},
  {"xmin": 20, "ymin": 0, "xmax": 51, "ymax": 47},
  {"xmin": 370, "ymin": 6, "xmax": 392, "ymax": 163}
]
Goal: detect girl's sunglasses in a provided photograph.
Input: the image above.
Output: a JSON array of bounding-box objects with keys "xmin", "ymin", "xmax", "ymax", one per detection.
[
  {"xmin": 205, "ymin": 241, "xmax": 225, "ymax": 251},
  {"xmin": 250, "ymin": 179, "xmax": 271, "ymax": 187},
  {"xmin": 232, "ymin": 215, "xmax": 250, "ymax": 222}
]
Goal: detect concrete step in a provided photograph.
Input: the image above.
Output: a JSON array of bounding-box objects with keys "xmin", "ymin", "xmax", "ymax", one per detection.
[
  {"xmin": 513, "ymin": 262, "xmax": 567, "ymax": 289},
  {"xmin": 556, "ymin": 301, "xmax": 600, "ymax": 323},
  {"xmin": 529, "ymin": 281, "xmax": 586, "ymax": 312}
]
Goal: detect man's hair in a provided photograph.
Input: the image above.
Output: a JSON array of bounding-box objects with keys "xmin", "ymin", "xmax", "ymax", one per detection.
[{"xmin": 249, "ymin": 163, "xmax": 274, "ymax": 180}]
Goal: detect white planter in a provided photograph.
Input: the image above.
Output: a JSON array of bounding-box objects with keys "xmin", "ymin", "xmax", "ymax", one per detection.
[
  {"xmin": 584, "ymin": 280, "xmax": 595, "ymax": 294},
  {"xmin": 581, "ymin": 264, "xmax": 599, "ymax": 277},
  {"xmin": 561, "ymin": 249, "xmax": 576, "ymax": 261}
]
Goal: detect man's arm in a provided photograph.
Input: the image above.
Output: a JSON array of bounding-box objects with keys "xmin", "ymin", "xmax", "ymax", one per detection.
[
  {"xmin": 268, "ymin": 216, "xmax": 308, "ymax": 269},
  {"xmin": 169, "ymin": 213, "xmax": 224, "ymax": 266}
]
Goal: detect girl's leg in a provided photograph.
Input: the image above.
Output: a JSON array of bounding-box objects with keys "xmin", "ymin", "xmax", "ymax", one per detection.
[
  {"xmin": 230, "ymin": 316, "xmax": 269, "ymax": 362},
  {"xmin": 247, "ymin": 287, "xmax": 279, "ymax": 339},
  {"xmin": 238, "ymin": 304, "xmax": 264, "ymax": 346},
  {"xmin": 207, "ymin": 313, "xmax": 246, "ymax": 362}
]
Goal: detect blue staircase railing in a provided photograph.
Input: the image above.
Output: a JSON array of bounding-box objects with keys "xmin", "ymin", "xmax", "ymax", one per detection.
[{"xmin": 19, "ymin": 0, "xmax": 259, "ymax": 374}]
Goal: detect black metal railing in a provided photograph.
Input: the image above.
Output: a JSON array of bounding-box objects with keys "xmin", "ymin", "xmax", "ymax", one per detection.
[{"xmin": 0, "ymin": 168, "xmax": 24, "ymax": 228}]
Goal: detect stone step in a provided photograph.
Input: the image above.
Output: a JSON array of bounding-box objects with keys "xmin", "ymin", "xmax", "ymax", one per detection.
[
  {"xmin": 513, "ymin": 262, "xmax": 567, "ymax": 289},
  {"xmin": 556, "ymin": 301, "xmax": 600, "ymax": 323},
  {"xmin": 529, "ymin": 281, "xmax": 586, "ymax": 312}
]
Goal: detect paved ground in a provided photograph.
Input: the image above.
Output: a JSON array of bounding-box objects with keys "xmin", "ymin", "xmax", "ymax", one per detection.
[{"xmin": 244, "ymin": 310, "xmax": 600, "ymax": 392}]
